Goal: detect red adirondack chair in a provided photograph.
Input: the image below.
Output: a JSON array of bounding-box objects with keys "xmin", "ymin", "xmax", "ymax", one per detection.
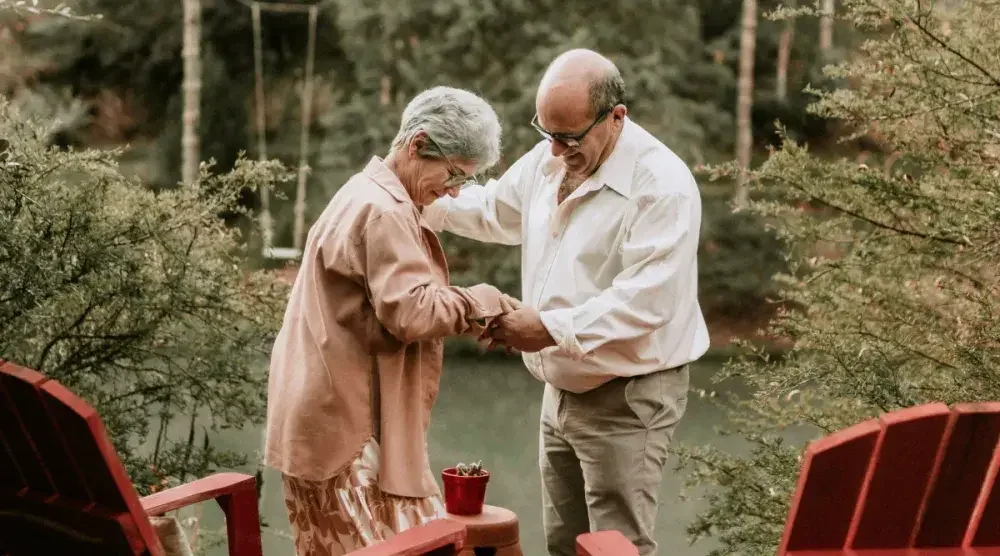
[
  {"xmin": 779, "ymin": 402, "xmax": 1000, "ymax": 556},
  {"xmin": 0, "ymin": 360, "xmax": 263, "ymax": 556},
  {"xmin": 0, "ymin": 357, "xmax": 639, "ymax": 556}
]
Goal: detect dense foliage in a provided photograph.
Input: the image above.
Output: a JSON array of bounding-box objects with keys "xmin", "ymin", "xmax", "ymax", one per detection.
[
  {"xmin": 0, "ymin": 100, "xmax": 291, "ymax": 492},
  {"xmin": 7, "ymin": 0, "xmax": 835, "ymax": 307},
  {"xmin": 676, "ymin": 0, "xmax": 1000, "ymax": 553}
]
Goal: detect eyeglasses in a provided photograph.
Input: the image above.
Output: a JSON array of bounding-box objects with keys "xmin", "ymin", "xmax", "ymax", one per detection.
[
  {"xmin": 424, "ymin": 133, "xmax": 477, "ymax": 189},
  {"xmin": 531, "ymin": 109, "xmax": 611, "ymax": 148}
]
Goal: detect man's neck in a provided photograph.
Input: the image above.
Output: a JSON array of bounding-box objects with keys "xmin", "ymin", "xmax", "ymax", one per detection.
[
  {"xmin": 594, "ymin": 123, "xmax": 624, "ymax": 172},
  {"xmin": 557, "ymin": 172, "xmax": 587, "ymax": 205}
]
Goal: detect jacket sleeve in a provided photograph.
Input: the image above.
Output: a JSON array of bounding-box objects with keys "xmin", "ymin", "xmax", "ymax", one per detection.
[{"xmin": 360, "ymin": 208, "xmax": 507, "ymax": 344}]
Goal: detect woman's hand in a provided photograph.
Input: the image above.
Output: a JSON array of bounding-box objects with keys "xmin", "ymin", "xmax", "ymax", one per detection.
[{"xmin": 476, "ymin": 294, "xmax": 524, "ymax": 353}]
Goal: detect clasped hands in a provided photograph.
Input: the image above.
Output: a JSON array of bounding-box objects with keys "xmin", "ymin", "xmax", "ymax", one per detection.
[{"xmin": 479, "ymin": 295, "xmax": 556, "ymax": 354}]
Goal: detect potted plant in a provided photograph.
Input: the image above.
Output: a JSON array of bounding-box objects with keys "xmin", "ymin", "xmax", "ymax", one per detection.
[{"xmin": 441, "ymin": 460, "xmax": 490, "ymax": 515}]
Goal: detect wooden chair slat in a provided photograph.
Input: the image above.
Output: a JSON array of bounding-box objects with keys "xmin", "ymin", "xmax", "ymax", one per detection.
[
  {"xmin": 780, "ymin": 418, "xmax": 882, "ymax": 553},
  {"xmin": 0, "ymin": 365, "xmax": 56, "ymax": 496},
  {"xmin": 37, "ymin": 378, "xmax": 164, "ymax": 555},
  {"xmin": 0, "ymin": 428, "xmax": 26, "ymax": 494},
  {"xmin": 36, "ymin": 380, "xmax": 132, "ymax": 513},
  {"xmin": 849, "ymin": 403, "xmax": 951, "ymax": 549},
  {"xmin": 915, "ymin": 403, "xmax": 1000, "ymax": 548},
  {"xmin": 0, "ymin": 365, "xmax": 92, "ymax": 503},
  {"xmin": 576, "ymin": 530, "xmax": 640, "ymax": 556},
  {"xmin": 0, "ymin": 488, "xmax": 138, "ymax": 556},
  {"xmin": 969, "ymin": 433, "xmax": 1000, "ymax": 547},
  {"xmin": 348, "ymin": 519, "xmax": 466, "ymax": 556}
]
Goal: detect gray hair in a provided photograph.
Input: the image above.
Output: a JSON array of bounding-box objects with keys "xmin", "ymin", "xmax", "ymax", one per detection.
[
  {"xmin": 391, "ymin": 86, "xmax": 502, "ymax": 171},
  {"xmin": 588, "ymin": 67, "xmax": 627, "ymax": 116}
]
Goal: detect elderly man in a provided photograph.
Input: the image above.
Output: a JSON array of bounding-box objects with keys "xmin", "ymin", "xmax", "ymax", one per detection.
[{"xmin": 422, "ymin": 50, "xmax": 709, "ymax": 555}]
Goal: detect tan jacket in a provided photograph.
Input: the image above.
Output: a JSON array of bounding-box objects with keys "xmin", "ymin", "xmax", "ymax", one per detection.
[{"xmin": 264, "ymin": 157, "xmax": 510, "ymax": 498}]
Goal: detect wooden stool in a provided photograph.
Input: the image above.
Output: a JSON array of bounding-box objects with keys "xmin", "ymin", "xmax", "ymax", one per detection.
[{"xmin": 447, "ymin": 505, "xmax": 522, "ymax": 556}]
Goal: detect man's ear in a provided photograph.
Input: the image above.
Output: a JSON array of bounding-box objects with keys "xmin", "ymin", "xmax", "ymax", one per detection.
[{"xmin": 612, "ymin": 105, "xmax": 627, "ymax": 122}]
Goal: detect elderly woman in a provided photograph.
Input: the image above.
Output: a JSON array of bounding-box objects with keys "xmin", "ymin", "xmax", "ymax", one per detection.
[{"xmin": 264, "ymin": 87, "xmax": 515, "ymax": 555}]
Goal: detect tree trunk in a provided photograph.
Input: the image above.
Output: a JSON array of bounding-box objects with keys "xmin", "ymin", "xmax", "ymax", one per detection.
[
  {"xmin": 819, "ymin": 0, "xmax": 834, "ymax": 53},
  {"xmin": 775, "ymin": 0, "xmax": 795, "ymax": 102},
  {"xmin": 251, "ymin": 3, "xmax": 274, "ymax": 253},
  {"xmin": 734, "ymin": 0, "xmax": 757, "ymax": 208},
  {"xmin": 292, "ymin": 6, "xmax": 318, "ymax": 252},
  {"xmin": 181, "ymin": 0, "xmax": 201, "ymax": 186}
]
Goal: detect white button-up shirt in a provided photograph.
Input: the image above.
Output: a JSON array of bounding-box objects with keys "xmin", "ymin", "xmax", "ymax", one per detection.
[{"xmin": 423, "ymin": 118, "xmax": 710, "ymax": 393}]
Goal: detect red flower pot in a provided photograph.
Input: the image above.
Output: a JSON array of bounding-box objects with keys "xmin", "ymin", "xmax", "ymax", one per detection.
[{"xmin": 441, "ymin": 467, "xmax": 490, "ymax": 516}]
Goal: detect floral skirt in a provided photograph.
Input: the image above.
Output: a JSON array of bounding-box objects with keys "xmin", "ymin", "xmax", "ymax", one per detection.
[{"xmin": 281, "ymin": 437, "xmax": 446, "ymax": 556}]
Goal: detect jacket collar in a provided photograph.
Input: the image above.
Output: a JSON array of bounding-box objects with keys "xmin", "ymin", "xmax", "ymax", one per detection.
[{"xmin": 364, "ymin": 156, "xmax": 413, "ymax": 204}]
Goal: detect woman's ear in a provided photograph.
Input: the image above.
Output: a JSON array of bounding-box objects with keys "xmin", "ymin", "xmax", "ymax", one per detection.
[{"xmin": 408, "ymin": 131, "xmax": 428, "ymax": 159}]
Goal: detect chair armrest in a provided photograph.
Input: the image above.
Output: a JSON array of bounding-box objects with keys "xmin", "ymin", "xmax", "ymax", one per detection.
[
  {"xmin": 141, "ymin": 472, "xmax": 263, "ymax": 556},
  {"xmin": 576, "ymin": 530, "xmax": 639, "ymax": 556},
  {"xmin": 348, "ymin": 519, "xmax": 466, "ymax": 556},
  {"xmin": 140, "ymin": 472, "xmax": 256, "ymax": 516}
]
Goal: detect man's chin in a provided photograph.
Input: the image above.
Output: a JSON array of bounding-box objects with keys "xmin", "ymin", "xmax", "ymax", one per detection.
[{"xmin": 565, "ymin": 154, "xmax": 586, "ymax": 168}]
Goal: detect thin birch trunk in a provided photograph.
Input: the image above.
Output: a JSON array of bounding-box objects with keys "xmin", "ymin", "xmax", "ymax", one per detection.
[
  {"xmin": 734, "ymin": 0, "xmax": 758, "ymax": 208},
  {"xmin": 181, "ymin": 0, "xmax": 201, "ymax": 186},
  {"xmin": 775, "ymin": 0, "xmax": 795, "ymax": 101},
  {"xmin": 292, "ymin": 6, "xmax": 318, "ymax": 252},
  {"xmin": 819, "ymin": 0, "xmax": 834, "ymax": 53}
]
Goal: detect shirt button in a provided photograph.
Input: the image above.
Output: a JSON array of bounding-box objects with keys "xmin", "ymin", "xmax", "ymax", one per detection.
[{"xmin": 551, "ymin": 232, "xmax": 558, "ymax": 238}]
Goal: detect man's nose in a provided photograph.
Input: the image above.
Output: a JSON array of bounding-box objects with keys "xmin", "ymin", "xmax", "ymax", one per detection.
[{"xmin": 550, "ymin": 139, "xmax": 571, "ymax": 158}]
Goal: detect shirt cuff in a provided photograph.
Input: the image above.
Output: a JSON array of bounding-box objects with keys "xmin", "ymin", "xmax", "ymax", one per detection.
[
  {"xmin": 539, "ymin": 308, "xmax": 587, "ymax": 360},
  {"xmin": 421, "ymin": 201, "xmax": 448, "ymax": 231}
]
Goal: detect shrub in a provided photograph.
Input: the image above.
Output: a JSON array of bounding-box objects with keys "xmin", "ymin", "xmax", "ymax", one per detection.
[{"xmin": 0, "ymin": 99, "xmax": 291, "ymax": 492}]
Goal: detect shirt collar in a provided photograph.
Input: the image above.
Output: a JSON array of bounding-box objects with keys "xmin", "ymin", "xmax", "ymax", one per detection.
[
  {"xmin": 540, "ymin": 117, "xmax": 639, "ymax": 199},
  {"xmin": 363, "ymin": 156, "xmax": 413, "ymax": 204}
]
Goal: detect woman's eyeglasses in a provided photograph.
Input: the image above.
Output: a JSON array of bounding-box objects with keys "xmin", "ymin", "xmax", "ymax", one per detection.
[{"xmin": 424, "ymin": 133, "xmax": 477, "ymax": 189}]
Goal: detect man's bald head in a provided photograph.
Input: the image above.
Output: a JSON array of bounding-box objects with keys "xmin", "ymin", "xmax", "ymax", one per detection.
[
  {"xmin": 536, "ymin": 49, "xmax": 626, "ymax": 119},
  {"xmin": 533, "ymin": 49, "xmax": 629, "ymax": 177}
]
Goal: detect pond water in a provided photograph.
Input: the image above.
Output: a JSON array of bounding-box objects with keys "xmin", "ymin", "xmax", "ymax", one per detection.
[{"xmin": 181, "ymin": 354, "xmax": 813, "ymax": 556}]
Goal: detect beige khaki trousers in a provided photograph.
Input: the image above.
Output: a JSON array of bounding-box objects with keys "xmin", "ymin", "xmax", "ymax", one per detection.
[{"xmin": 539, "ymin": 366, "xmax": 689, "ymax": 556}]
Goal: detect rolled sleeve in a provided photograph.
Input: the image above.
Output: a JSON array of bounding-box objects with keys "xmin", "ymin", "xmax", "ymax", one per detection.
[
  {"xmin": 539, "ymin": 308, "xmax": 588, "ymax": 360},
  {"xmin": 464, "ymin": 283, "xmax": 508, "ymax": 320}
]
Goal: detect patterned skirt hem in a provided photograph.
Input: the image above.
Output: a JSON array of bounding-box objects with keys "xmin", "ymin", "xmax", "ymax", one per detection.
[{"xmin": 281, "ymin": 437, "xmax": 445, "ymax": 556}]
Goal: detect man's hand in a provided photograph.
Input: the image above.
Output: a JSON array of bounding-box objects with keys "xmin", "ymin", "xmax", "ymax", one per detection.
[{"xmin": 481, "ymin": 307, "xmax": 557, "ymax": 353}]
